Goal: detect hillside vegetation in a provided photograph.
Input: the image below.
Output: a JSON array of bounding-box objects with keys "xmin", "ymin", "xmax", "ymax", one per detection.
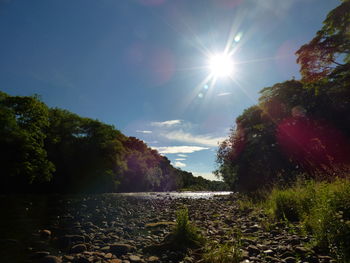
[{"xmin": 0, "ymin": 92, "xmax": 227, "ymax": 193}]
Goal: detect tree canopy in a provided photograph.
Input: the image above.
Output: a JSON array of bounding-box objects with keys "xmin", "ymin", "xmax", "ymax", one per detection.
[
  {"xmin": 296, "ymin": 0, "xmax": 350, "ymax": 82},
  {"xmin": 0, "ymin": 91, "xmax": 227, "ymax": 193},
  {"xmin": 217, "ymin": 1, "xmax": 350, "ymax": 192}
]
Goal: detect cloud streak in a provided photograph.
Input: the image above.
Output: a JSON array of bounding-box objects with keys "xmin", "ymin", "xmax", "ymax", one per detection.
[
  {"xmin": 162, "ymin": 131, "xmax": 225, "ymax": 147},
  {"xmin": 153, "ymin": 146, "xmax": 209, "ymax": 154},
  {"xmin": 136, "ymin": 130, "xmax": 152, "ymax": 134},
  {"xmin": 151, "ymin": 119, "xmax": 181, "ymax": 127},
  {"xmin": 174, "ymin": 161, "xmax": 186, "ymax": 168}
]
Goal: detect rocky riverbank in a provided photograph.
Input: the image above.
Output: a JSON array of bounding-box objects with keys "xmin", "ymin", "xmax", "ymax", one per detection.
[{"xmin": 0, "ymin": 194, "xmax": 336, "ymax": 263}]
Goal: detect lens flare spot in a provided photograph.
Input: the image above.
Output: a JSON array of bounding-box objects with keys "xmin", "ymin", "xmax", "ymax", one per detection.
[{"xmin": 234, "ymin": 32, "xmax": 243, "ymax": 42}]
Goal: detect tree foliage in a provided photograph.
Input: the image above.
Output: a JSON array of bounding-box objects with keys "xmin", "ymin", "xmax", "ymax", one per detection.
[
  {"xmin": 217, "ymin": 1, "xmax": 350, "ymax": 192},
  {"xmin": 296, "ymin": 0, "xmax": 350, "ymax": 82},
  {"xmin": 0, "ymin": 92, "xmax": 54, "ymax": 192},
  {"xmin": 0, "ymin": 91, "xmax": 226, "ymax": 193}
]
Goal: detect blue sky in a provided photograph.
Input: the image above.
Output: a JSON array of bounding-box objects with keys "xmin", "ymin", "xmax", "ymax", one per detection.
[{"xmin": 0, "ymin": 0, "xmax": 339, "ymax": 180}]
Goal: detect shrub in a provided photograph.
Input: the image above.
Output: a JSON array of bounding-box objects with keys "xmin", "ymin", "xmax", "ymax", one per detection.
[
  {"xmin": 266, "ymin": 181, "xmax": 316, "ymax": 221},
  {"xmin": 306, "ymin": 180, "xmax": 350, "ymax": 262},
  {"xmin": 172, "ymin": 207, "xmax": 205, "ymax": 249},
  {"xmin": 265, "ymin": 179, "xmax": 350, "ymax": 262}
]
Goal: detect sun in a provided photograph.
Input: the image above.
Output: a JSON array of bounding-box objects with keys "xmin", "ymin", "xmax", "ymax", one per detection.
[{"xmin": 208, "ymin": 53, "xmax": 234, "ymax": 78}]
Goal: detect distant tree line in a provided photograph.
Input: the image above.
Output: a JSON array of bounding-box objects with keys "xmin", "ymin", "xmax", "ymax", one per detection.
[
  {"xmin": 0, "ymin": 92, "xmax": 227, "ymax": 193},
  {"xmin": 215, "ymin": 0, "xmax": 350, "ymax": 192}
]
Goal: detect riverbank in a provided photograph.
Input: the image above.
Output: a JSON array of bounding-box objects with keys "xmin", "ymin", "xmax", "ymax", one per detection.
[{"xmin": 0, "ymin": 193, "xmax": 336, "ymax": 263}]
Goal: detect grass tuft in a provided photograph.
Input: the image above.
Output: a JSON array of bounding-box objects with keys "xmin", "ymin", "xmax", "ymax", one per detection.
[
  {"xmin": 171, "ymin": 206, "xmax": 205, "ymax": 250},
  {"xmin": 202, "ymin": 238, "xmax": 242, "ymax": 263},
  {"xmin": 264, "ymin": 179, "xmax": 350, "ymax": 262}
]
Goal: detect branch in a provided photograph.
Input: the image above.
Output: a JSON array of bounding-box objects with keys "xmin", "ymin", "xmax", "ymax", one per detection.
[{"xmin": 331, "ymin": 59, "xmax": 345, "ymax": 66}]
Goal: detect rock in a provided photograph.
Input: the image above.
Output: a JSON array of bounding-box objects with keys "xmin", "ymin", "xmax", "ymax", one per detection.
[
  {"xmin": 109, "ymin": 259, "xmax": 122, "ymax": 263},
  {"xmin": 263, "ymin": 249, "xmax": 274, "ymax": 256},
  {"xmin": 104, "ymin": 253, "xmax": 113, "ymax": 259},
  {"xmin": 247, "ymin": 245, "xmax": 260, "ymax": 256},
  {"xmin": 265, "ymin": 256, "xmax": 280, "ymax": 262},
  {"xmin": 294, "ymin": 246, "xmax": 310, "ymax": 255},
  {"xmin": 129, "ymin": 255, "xmax": 141, "ymax": 262},
  {"xmin": 63, "ymin": 255, "xmax": 74, "ymax": 261},
  {"xmin": 147, "ymin": 256, "xmax": 159, "ymax": 262},
  {"xmin": 40, "ymin": 230, "xmax": 52, "ymax": 239},
  {"xmin": 318, "ymin": 255, "xmax": 332, "ymax": 263},
  {"xmin": 73, "ymin": 255, "xmax": 90, "ymax": 263},
  {"xmin": 241, "ymin": 238, "xmax": 255, "ymax": 245},
  {"xmin": 110, "ymin": 243, "xmax": 136, "ymax": 256},
  {"xmin": 281, "ymin": 251, "xmax": 295, "ymax": 259},
  {"xmin": 306, "ymin": 255, "xmax": 319, "ymax": 263},
  {"xmin": 30, "ymin": 251, "xmax": 50, "ymax": 259},
  {"xmin": 284, "ymin": 257, "xmax": 296, "ymax": 263},
  {"xmin": 70, "ymin": 243, "xmax": 87, "ymax": 253},
  {"xmin": 40, "ymin": 255, "xmax": 62, "ymax": 263},
  {"xmin": 101, "ymin": 245, "xmax": 110, "ymax": 251},
  {"xmin": 58, "ymin": 235, "xmax": 85, "ymax": 249}
]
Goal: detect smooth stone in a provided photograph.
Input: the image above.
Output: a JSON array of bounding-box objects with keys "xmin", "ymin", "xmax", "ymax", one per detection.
[
  {"xmin": 70, "ymin": 243, "xmax": 87, "ymax": 253},
  {"xmin": 129, "ymin": 255, "xmax": 141, "ymax": 262},
  {"xmin": 40, "ymin": 230, "xmax": 52, "ymax": 239},
  {"xmin": 31, "ymin": 251, "xmax": 50, "ymax": 259},
  {"xmin": 248, "ymin": 245, "xmax": 260, "ymax": 256},
  {"xmin": 40, "ymin": 255, "xmax": 62, "ymax": 263},
  {"xmin": 147, "ymin": 256, "xmax": 159, "ymax": 262},
  {"xmin": 110, "ymin": 243, "xmax": 136, "ymax": 256},
  {"xmin": 294, "ymin": 246, "xmax": 310, "ymax": 255},
  {"xmin": 284, "ymin": 257, "xmax": 296, "ymax": 263}
]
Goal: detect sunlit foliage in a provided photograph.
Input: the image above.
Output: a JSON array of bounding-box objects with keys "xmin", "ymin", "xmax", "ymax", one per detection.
[
  {"xmin": 296, "ymin": 0, "xmax": 350, "ymax": 82},
  {"xmin": 0, "ymin": 91, "xmax": 226, "ymax": 193}
]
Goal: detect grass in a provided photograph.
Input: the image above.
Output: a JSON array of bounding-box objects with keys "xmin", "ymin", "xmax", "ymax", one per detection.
[
  {"xmin": 171, "ymin": 206, "xmax": 205, "ymax": 250},
  {"xmin": 202, "ymin": 242, "xmax": 242, "ymax": 263},
  {"xmin": 263, "ymin": 179, "xmax": 350, "ymax": 262},
  {"xmin": 202, "ymin": 229, "xmax": 242, "ymax": 263}
]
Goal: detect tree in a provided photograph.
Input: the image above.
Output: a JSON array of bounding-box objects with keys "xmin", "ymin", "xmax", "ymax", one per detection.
[
  {"xmin": 0, "ymin": 93, "xmax": 54, "ymax": 192},
  {"xmin": 296, "ymin": 0, "xmax": 350, "ymax": 82}
]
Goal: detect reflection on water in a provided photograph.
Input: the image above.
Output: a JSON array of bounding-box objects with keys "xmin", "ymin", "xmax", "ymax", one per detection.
[{"xmin": 117, "ymin": 191, "xmax": 232, "ymax": 199}]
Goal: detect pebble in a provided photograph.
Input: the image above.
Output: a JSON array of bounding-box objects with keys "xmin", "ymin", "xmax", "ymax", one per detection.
[
  {"xmin": 71, "ymin": 243, "xmax": 87, "ymax": 253},
  {"xmin": 16, "ymin": 194, "xmax": 336, "ymax": 263},
  {"xmin": 40, "ymin": 255, "xmax": 62, "ymax": 263}
]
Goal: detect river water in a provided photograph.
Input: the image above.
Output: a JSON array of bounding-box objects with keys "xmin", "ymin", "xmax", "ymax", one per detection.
[{"xmin": 117, "ymin": 191, "xmax": 232, "ymax": 199}]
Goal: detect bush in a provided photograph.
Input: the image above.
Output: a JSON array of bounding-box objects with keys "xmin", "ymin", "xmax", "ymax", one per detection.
[
  {"xmin": 265, "ymin": 179, "xmax": 350, "ymax": 262},
  {"xmin": 266, "ymin": 181, "xmax": 316, "ymax": 221},
  {"xmin": 306, "ymin": 180, "xmax": 350, "ymax": 261}
]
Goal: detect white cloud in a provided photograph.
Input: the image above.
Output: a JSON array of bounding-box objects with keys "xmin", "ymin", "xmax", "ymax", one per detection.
[
  {"xmin": 175, "ymin": 158, "xmax": 186, "ymax": 161},
  {"xmin": 153, "ymin": 146, "xmax": 209, "ymax": 154},
  {"xmin": 193, "ymin": 172, "xmax": 222, "ymax": 181},
  {"xmin": 217, "ymin": 92, "xmax": 231, "ymax": 97},
  {"xmin": 162, "ymin": 131, "xmax": 225, "ymax": 147},
  {"xmin": 151, "ymin": 119, "xmax": 182, "ymax": 127},
  {"xmin": 136, "ymin": 130, "xmax": 152, "ymax": 134},
  {"xmin": 174, "ymin": 161, "xmax": 186, "ymax": 168},
  {"xmin": 177, "ymin": 154, "xmax": 188, "ymax": 157}
]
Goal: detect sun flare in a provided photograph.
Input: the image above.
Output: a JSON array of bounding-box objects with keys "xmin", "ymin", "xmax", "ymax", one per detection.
[{"xmin": 208, "ymin": 53, "xmax": 234, "ymax": 78}]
